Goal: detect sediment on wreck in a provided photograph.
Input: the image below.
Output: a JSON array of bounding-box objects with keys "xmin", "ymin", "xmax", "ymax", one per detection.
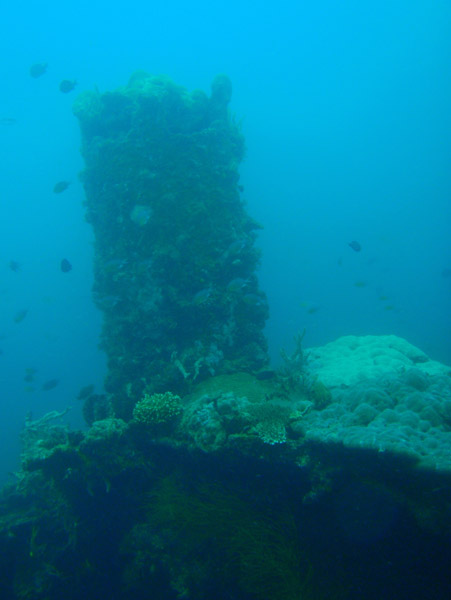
[{"xmin": 73, "ymin": 72, "xmax": 269, "ymax": 418}]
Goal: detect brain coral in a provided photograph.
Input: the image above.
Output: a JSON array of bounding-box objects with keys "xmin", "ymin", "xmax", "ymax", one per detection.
[{"xmin": 305, "ymin": 335, "xmax": 450, "ymax": 388}]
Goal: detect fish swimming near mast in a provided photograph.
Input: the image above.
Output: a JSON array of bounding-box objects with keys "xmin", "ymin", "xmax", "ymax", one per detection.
[
  {"xmin": 9, "ymin": 260, "xmax": 21, "ymax": 272},
  {"xmin": 41, "ymin": 379, "xmax": 59, "ymax": 391},
  {"xmin": 29, "ymin": 63, "xmax": 47, "ymax": 78},
  {"xmin": 53, "ymin": 181, "xmax": 70, "ymax": 194},
  {"xmin": 348, "ymin": 240, "xmax": 362, "ymax": 252},
  {"xmin": 60, "ymin": 259, "xmax": 72, "ymax": 273},
  {"xmin": 14, "ymin": 309, "xmax": 28, "ymax": 323},
  {"xmin": 59, "ymin": 79, "xmax": 77, "ymax": 93}
]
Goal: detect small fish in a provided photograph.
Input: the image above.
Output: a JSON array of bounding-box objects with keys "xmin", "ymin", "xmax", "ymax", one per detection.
[
  {"xmin": 307, "ymin": 305, "xmax": 320, "ymax": 314},
  {"xmin": 41, "ymin": 378, "xmax": 59, "ymax": 391},
  {"xmin": 59, "ymin": 79, "xmax": 77, "ymax": 93},
  {"xmin": 24, "ymin": 367, "xmax": 37, "ymax": 383},
  {"xmin": 29, "ymin": 62, "xmax": 47, "ymax": 78},
  {"xmin": 0, "ymin": 117, "xmax": 17, "ymax": 125},
  {"xmin": 384, "ymin": 305, "xmax": 395, "ymax": 311},
  {"xmin": 441, "ymin": 268, "xmax": 451, "ymax": 278},
  {"xmin": 130, "ymin": 204, "xmax": 153, "ymax": 226},
  {"xmin": 242, "ymin": 293, "xmax": 265, "ymax": 307},
  {"xmin": 354, "ymin": 281, "xmax": 367, "ymax": 288},
  {"xmin": 226, "ymin": 278, "xmax": 249, "ymax": 293},
  {"xmin": 14, "ymin": 309, "xmax": 28, "ymax": 323},
  {"xmin": 53, "ymin": 181, "xmax": 70, "ymax": 194},
  {"xmin": 300, "ymin": 301, "xmax": 320, "ymax": 314},
  {"xmin": 378, "ymin": 295, "xmax": 389, "ymax": 301},
  {"xmin": 77, "ymin": 384, "xmax": 95, "ymax": 400},
  {"xmin": 348, "ymin": 240, "xmax": 362, "ymax": 252},
  {"xmin": 221, "ymin": 239, "xmax": 247, "ymax": 262},
  {"xmin": 60, "ymin": 258, "xmax": 72, "ymax": 273},
  {"xmin": 9, "ymin": 260, "xmax": 21, "ymax": 272},
  {"xmin": 193, "ymin": 287, "xmax": 212, "ymax": 305}
]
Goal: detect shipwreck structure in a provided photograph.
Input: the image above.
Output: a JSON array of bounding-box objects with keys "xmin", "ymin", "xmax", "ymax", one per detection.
[
  {"xmin": 73, "ymin": 72, "xmax": 269, "ymax": 418},
  {"xmin": 0, "ymin": 76, "xmax": 449, "ymax": 600}
]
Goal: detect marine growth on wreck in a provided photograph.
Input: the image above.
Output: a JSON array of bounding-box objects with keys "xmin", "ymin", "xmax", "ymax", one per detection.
[
  {"xmin": 73, "ymin": 72, "xmax": 269, "ymax": 419},
  {"xmin": 1, "ymin": 73, "xmax": 450, "ymax": 600}
]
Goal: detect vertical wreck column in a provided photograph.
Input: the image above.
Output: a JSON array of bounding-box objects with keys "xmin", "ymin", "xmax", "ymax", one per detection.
[{"xmin": 74, "ymin": 72, "xmax": 268, "ymax": 419}]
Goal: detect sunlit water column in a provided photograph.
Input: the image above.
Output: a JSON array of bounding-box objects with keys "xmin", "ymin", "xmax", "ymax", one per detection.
[{"xmin": 73, "ymin": 72, "xmax": 269, "ymax": 418}]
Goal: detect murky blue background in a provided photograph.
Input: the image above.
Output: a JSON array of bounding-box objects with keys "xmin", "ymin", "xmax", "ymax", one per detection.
[{"xmin": 0, "ymin": 0, "xmax": 449, "ymax": 481}]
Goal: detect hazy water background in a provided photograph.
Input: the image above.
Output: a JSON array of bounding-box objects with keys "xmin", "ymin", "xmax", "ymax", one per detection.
[{"xmin": 0, "ymin": 0, "xmax": 449, "ymax": 483}]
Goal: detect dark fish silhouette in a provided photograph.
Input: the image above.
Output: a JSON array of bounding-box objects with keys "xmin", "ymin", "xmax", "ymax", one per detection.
[
  {"xmin": 77, "ymin": 384, "xmax": 95, "ymax": 400},
  {"xmin": 307, "ymin": 305, "xmax": 320, "ymax": 314},
  {"xmin": 348, "ymin": 240, "xmax": 362, "ymax": 252},
  {"xmin": 42, "ymin": 379, "xmax": 59, "ymax": 391},
  {"xmin": 9, "ymin": 260, "xmax": 20, "ymax": 272},
  {"xmin": 24, "ymin": 367, "xmax": 37, "ymax": 383},
  {"xmin": 53, "ymin": 181, "xmax": 70, "ymax": 194},
  {"xmin": 59, "ymin": 79, "xmax": 77, "ymax": 93},
  {"xmin": 30, "ymin": 62, "xmax": 47, "ymax": 78},
  {"xmin": 14, "ymin": 309, "xmax": 28, "ymax": 323},
  {"xmin": 0, "ymin": 117, "xmax": 17, "ymax": 125},
  {"xmin": 226, "ymin": 278, "xmax": 249, "ymax": 293},
  {"xmin": 60, "ymin": 258, "xmax": 72, "ymax": 273}
]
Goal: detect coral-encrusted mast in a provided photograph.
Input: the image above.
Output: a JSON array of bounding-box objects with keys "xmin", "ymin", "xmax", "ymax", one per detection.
[{"xmin": 74, "ymin": 72, "xmax": 269, "ymax": 419}]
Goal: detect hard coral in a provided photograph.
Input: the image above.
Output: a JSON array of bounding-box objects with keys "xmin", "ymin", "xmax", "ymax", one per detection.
[{"xmin": 133, "ymin": 391, "xmax": 182, "ymax": 427}]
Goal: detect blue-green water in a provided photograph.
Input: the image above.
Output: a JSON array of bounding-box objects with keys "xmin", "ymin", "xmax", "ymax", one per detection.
[{"xmin": 0, "ymin": 0, "xmax": 449, "ymax": 572}]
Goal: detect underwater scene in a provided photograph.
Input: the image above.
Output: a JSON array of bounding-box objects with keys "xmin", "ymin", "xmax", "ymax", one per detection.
[{"xmin": 0, "ymin": 1, "xmax": 450, "ymax": 599}]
